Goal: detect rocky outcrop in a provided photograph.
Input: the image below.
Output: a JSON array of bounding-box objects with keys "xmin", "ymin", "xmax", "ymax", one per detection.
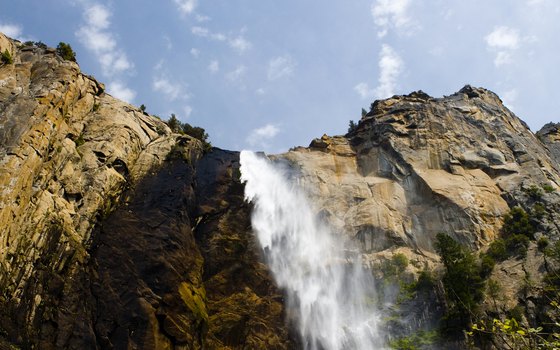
[
  {"xmin": 283, "ymin": 87, "xmax": 560, "ymax": 253},
  {"xmin": 2, "ymin": 30, "xmax": 560, "ymax": 349},
  {"xmin": 0, "ymin": 34, "xmax": 295, "ymax": 349}
]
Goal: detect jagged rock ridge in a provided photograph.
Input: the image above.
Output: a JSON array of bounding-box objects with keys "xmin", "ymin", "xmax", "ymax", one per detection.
[{"xmin": 2, "ymin": 31, "xmax": 560, "ymax": 349}]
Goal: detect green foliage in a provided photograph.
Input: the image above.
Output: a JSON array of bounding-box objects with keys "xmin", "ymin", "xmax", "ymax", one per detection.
[
  {"xmin": 537, "ymin": 237, "xmax": 550, "ymax": 252},
  {"xmin": 392, "ymin": 253, "xmax": 409, "ymax": 272},
  {"xmin": 348, "ymin": 120, "xmax": 358, "ymax": 133},
  {"xmin": 435, "ymin": 233, "xmax": 486, "ymax": 335},
  {"xmin": 525, "ymin": 185, "xmax": 544, "ymax": 200},
  {"xmin": 469, "ymin": 318, "xmax": 560, "ymax": 350},
  {"xmin": 486, "ymin": 238, "xmax": 508, "ymax": 261},
  {"xmin": 542, "ymin": 184, "xmax": 555, "ymax": 193},
  {"xmin": 140, "ymin": 104, "xmax": 147, "ymax": 113},
  {"xmin": 505, "ymin": 234, "xmax": 530, "ymax": 258},
  {"xmin": 502, "ymin": 206, "xmax": 536, "ymax": 239},
  {"xmin": 1, "ymin": 49, "xmax": 13, "ymax": 64},
  {"xmin": 166, "ymin": 114, "xmax": 211, "ymax": 151},
  {"xmin": 480, "ymin": 254, "xmax": 496, "ymax": 278},
  {"xmin": 74, "ymin": 134, "xmax": 85, "ymax": 147},
  {"xmin": 532, "ymin": 202, "xmax": 546, "ymax": 220},
  {"xmin": 381, "ymin": 253, "xmax": 409, "ymax": 277},
  {"xmin": 34, "ymin": 41, "xmax": 47, "ymax": 49},
  {"xmin": 56, "ymin": 42, "xmax": 76, "ymax": 62},
  {"xmin": 508, "ymin": 305, "xmax": 524, "ymax": 323},
  {"xmin": 361, "ymin": 108, "xmax": 368, "ymax": 117},
  {"xmin": 415, "ymin": 269, "xmax": 436, "ymax": 291},
  {"xmin": 389, "ymin": 330, "xmax": 439, "ymax": 350}
]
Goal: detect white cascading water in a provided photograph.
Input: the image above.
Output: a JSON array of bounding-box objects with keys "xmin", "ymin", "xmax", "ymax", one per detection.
[{"xmin": 240, "ymin": 150, "xmax": 385, "ymax": 350}]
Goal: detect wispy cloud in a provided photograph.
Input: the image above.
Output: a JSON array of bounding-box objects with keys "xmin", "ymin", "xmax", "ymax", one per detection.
[
  {"xmin": 173, "ymin": 0, "xmax": 197, "ymax": 15},
  {"xmin": 354, "ymin": 82, "xmax": 375, "ymax": 99},
  {"xmin": 226, "ymin": 65, "xmax": 247, "ymax": 83},
  {"xmin": 190, "ymin": 48, "xmax": 200, "ymax": 58},
  {"xmin": 153, "ymin": 76, "xmax": 188, "ymax": 101},
  {"xmin": 208, "ymin": 60, "xmax": 219, "ymax": 73},
  {"xmin": 229, "ymin": 35, "xmax": 252, "ymax": 53},
  {"xmin": 246, "ymin": 124, "xmax": 280, "ymax": 148},
  {"xmin": 371, "ymin": 0, "xmax": 415, "ymax": 37},
  {"xmin": 75, "ymin": 3, "xmax": 136, "ymax": 103},
  {"xmin": 485, "ymin": 26, "xmax": 520, "ymax": 67},
  {"xmin": 500, "ymin": 88, "xmax": 518, "ymax": 110},
  {"xmin": 153, "ymin": 61, "xmax": 190, "ymax": 101},
  {"xmin": 76, "ymin": 4, "xmax": 134, "ymax": 76},
  {"xmin": 191, "ymin": 26, "xmax": 251, "ymax": 54},
  {"xmin": 373, "ymin": 44, "xmax": 403, "ymax": 99},
  {"xmin": 267, "ymin": 55, "xmax": 296, "ymax": 81},
  {"xmin": 191, "ymin": 26, "xmax": 226, "ymax": 41},
  {"xmin": 0, "ymin": 23, "xmax": 23, "ymax": 39},
  {"xmin": 107, "ymin": 81, "xmax": 136, "ymax": 103}
]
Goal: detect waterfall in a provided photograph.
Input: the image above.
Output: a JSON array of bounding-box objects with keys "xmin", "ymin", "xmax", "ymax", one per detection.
[{"xmin": 239, "ymin": 150, "xmax": 385, "ymax": 350}]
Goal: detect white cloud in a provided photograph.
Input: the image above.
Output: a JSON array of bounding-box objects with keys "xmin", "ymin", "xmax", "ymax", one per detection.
[
  {"xmin": 485, "ymin": 26, "xmax": 521, "ymax": 67},
  {"xmin": 246, "ymin": 124, "xmax": 280, "ymax": 147},
  {"xmin": 494, "ymin": 51, "xmax": 512, "ymax": 67},
  {"xmin": 485, "ymin": 26, "xmax": 520, "ymax": 49},
  {"xmin": 500, "ymin": 88, "xmax": 518, "ymax": 109},
  {"xmin": 196, "ymin": 14, "xmax": 211, "ymax": 22},
  {"xmin": 267, "ymin": 55, "xmax": 296, "ymax": 81},
  {"xmin": 373, "ymin": 44, "xmax": 403, "ymax": 99},
  {"xmin": 226, "ymin": 65, "xmax": 247, "ymax": 82},
  {"xmin": 256, "ymin": 88, "xmax": 265, "ymax": 95},
  {"xmin": 107, "ymin": 81, "xmax": 136, "ymax": 103},
  {"xmin": 191, "ymin": 26, "xmax": 250, "ymax": 52},
  {"xmin": 371, "ymin": 0, "xmax": 413, "ymax": 37},
  {"xmin": 173, "ymin": 0, "xmax": 197, "ymax": 15},
  {"xmin": 183, "ymin": 105, "xmax": 193, "ymax": 118},
  {"xmin": 229, "ymin": 35, "xmax": 252, "ymax": 53},
  {"xmin": 354, "ymin": 82, "xmax": 375, "ymax": 99},
  {"xmin": 208, "ymin": 60, "xmax": 219, "ymax": 73},
  {"xmin": 153, "ymin": 75, "xmax": 188, "ymax": 101},
  {"xmin": 0, "ymin": 23, "xmax": 23, "ymax": 39},
  {"xmin": 76, "ymin": 4, "xmax": 134, "ymax": 76},
  {"xmin": 190, "ymin": 48, "xmax": 200, "ymax": 58},
  {"xmin": 191, "ymin": 26, "xmax": 209, "ymax": 37}
]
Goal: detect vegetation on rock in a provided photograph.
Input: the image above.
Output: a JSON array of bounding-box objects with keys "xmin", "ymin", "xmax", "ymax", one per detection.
[
  {"xmin": 1, "ymin": 49, "xmax": 13, "ymax": 64},
  {"xmin": 166, "ymin": 114, "xmax": 211, "ymax": 151},
  {"xmin": 56, "ymin": 42, "xmax": 76, "ymax": 62}
]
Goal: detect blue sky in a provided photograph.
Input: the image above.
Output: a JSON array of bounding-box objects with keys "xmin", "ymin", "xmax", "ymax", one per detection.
[{"xmin": 1, "ymin": 0, "xmax": 560, "ymax": 153}]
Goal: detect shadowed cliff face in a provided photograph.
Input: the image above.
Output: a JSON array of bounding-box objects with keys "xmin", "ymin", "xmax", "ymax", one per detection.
[
  {"xmin": 3, "ymin": 31, "xmax": 560, "ymax": 349},
  {"xmin": 0, "ymin": 34, "xmax": 295, "ymax": 349}
]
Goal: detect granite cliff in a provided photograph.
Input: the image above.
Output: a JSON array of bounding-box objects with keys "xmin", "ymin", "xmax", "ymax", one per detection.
[{"xmin": 1, "ymin": 32, "xmax": 560, "ymax": 349}]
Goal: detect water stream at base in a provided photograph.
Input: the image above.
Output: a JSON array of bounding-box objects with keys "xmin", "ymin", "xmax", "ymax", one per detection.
[{"xmin": 240, "ymin": 150, "xmax": 385, "ymax": 350}]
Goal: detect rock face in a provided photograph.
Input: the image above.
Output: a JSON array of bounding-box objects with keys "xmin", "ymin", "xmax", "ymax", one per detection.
[
  {"xmin": 0, "ymin": 34, "xmax": 295, "ymax": 349},
  {"xmin": 283, "ymin": 87, "xmax": 560, "ymax": 252},
  {"xmin": 2, "ymin": 31, "xmax": 560, "ymax": 349}
]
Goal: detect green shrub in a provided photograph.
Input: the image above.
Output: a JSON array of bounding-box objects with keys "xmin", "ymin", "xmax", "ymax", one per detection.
[
  {"xmin": 415, "ymin": 269, "xmax": 436, "ymax": 291},
  {"xmin": 348, "ymin": 120, "xmax": 358, "ymax": 133},
  {"xmin": 502, "ymin": 207, "xmax": 535, "ymax": 239},
  {"xmin": 525, "ymin": 185, "xmax": 543, "ymax": 200},
  {"xmin": 537, "ymin": 237, "xmax": 549, "ymax": 252},
  {"xmin": 435, "ymin": 233, "xmax": 485, "ymax": 335},
  {"xmin": 486, "ymin": 239, "xmax": 507, "ymax": 261},
  {"xmin": 56, "ymin": 42, "xmax": 76, "ymax": 62},
  {"xmin": 542, "ymin": 184, "xmax": 555, "ymax": 193},
  {"xmin": 505, "ymin": 234, "xmax": 529, "ymax": 258},
  {"xmin": 480, "ymin": 254, "xmax": 496, "ymax": 278},
  {"xmin": 392, "ymin": 253, "xmax": 409, "ymax": 273},
  {"xmin": 1, "ymin": 49, "xmax": 13, "ymax": 64}
]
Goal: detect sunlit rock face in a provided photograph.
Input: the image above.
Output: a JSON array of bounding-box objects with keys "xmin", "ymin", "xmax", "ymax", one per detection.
[
  {"xmin": 0, "ymin": 33, "xmax": 295, "ymax": 349},
  {"xmin": 282, "ymin": 87, "xmax": 560, "ymax": 256},
  {"xmin": 2, "ymin": 29, "xmax": 560, "ymax": 350}
]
